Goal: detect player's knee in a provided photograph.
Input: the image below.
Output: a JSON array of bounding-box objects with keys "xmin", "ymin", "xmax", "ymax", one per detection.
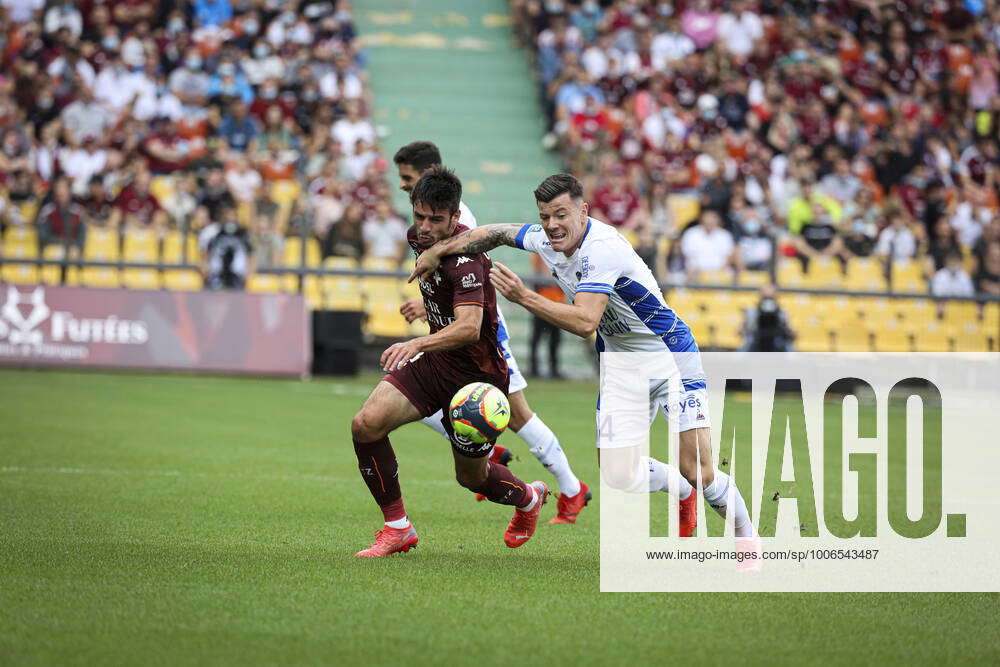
[
  {"xmin": 679, "ymin": 459, "xmax": 699, "ymax": 487},
  {"xmin": 351, "ymin": 410, "xmax": 384, "ymax": 442},
  {"xmin": 700, "ymin": 464, "xmax": 715, "ymax": 488},
  {"xmin": 600, "ymin": 462, "xmax": 638, "ymax": 491},
  {"xmin": 509, "ymin": 407, "xmax": 531, "ymax": 432}
]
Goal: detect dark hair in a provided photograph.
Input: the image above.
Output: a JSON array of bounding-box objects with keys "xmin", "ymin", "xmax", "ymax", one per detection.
[
  {"xmin": 534, "ymin": 173, "xmax": 583, "ymax": 203},
  {"xmin": 393, "ymin": 141, "xmax": 442, "ymax": 171},
  {"xmin": 410, "ymin": 165, "xmax": 462, "ymax": 215}
]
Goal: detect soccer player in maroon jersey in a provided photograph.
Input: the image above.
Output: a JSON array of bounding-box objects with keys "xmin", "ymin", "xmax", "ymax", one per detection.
[{"xmin": 351, "ymin": 167, "xmax": 549, "ymax": 557}]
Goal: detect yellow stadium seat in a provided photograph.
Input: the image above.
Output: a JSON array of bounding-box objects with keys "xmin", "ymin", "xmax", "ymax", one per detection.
[
  {"xmin": 122, "ymin": 228, "xmax": 161, "ymax": 289},
  {"xmin": 890, "ymin": 260, "xmax": 926, "ymax": 294},
  {"xmin": 793, "ymin": 315, "xmax": 831, "ymax": 351},
  {"xmin": 665, "ymin": 288, "xmax": 697, "ymax": 318},
  {"xmin": 162, "ymin": 269, "xmax": 203, "ymax": 291},
  {"xmin": 149, "ymin": 175, "xmax": 176, "ymax": 204},
  {"xmin": 40, "ymin": 245, "xmax": 80, "ymax": 286},
  {"xmin": 776, "ymin": 259, "xmax": 805, "ymax": 288},
  {"xmin": 704, "ymin": 310, "xmax": 743, "ymax": 349},
  {"xmin": 696, "ymin": 268, "xmax": 735, "ymax": 285},
  {"xmin": 833, "ymin": 326, "xmax": 872, "ymax": 352},
  {"xmin": 913, "ymin": 320, "xmax": 950, "ymax": 352},
  {"xmin": 270, "ymin": 180, "xmax": 301, "ymax": 207},
  {"xmin": 984, "ymin": 302, "xmax": 999, "ymax": 330},
  {"xmin": 843, "ymin": 257, "xmax": 888, "ymax": 291},
  {"xmin": 246, "ymin": 273, "xmax": 283, "ymax": 293},
  {"xmin": 162, "ymin": 231, "xmax": 198, "ymax": 264},
  {"xmin": 667, "ymin": 194, "xmax": 700, "ymax": 228},
  {"xmin": 17, "ymin": 200, "xmax": 39, "ymax": 224},
  {"xmin": 872, "ymin": 319, "xmax": 912, "ymax": 352},
  {"xmin": 303, "ymin": 281, "xmax": 322, "ymax": 310},
  {"xmin": 321, "ymin": 257, "xmax": 364, "ymax": 310},
  {"xmin": 81, "ymin": 227, "xmax": 120, "ymax": 288},
  {"xmin": 3, "ymin": 225, "xmax": 38, "ymax": 249},
  {"xmin": 803, "ymin": 256, "xmax": 842, "ymax": 288},
  {"xmin": 1, "ymin": 227, "xmax": 40, "ymax": 285},
  {"xmin": 894, "ymin": 298, "xmax": 933, "ymax": 326},
  {"xmin": 361, "ymin": 257, "xmax": 408, "ymax": 338},
  {"xmin": 941, "ymin": 300, "xmax": 980, "ymax": 326},
  {"xmin": 737, "ymin": 270, "xmax": 770, "ymax": 287},
  {"xmin": 949, "ymin": 320, "xmax": 989, "ymax": 352},
  {"xmin": 1, "ymin": 263, "xmax": 39, "ymax": 284},
  {"xmin": 682, "ymin": 307, "xmax": 710, "ymax": 343},
  {"xmin": 282, "ymin": 236, "xmax": 322, "ymax": 268}
]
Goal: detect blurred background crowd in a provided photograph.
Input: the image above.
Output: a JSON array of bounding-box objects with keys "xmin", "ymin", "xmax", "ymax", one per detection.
[
  {"xmin": 512, "ymin": 0, "xmax": 1000, "ymax": 300},
  {"xmin": 0, "ymin": 0, "xmax": 411, "ymax": 289}
]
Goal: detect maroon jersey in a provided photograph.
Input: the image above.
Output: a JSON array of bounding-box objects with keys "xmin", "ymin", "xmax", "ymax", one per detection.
[{"xmin": 407, "ymin": 223, "xmax": 506, "ymax": 380}]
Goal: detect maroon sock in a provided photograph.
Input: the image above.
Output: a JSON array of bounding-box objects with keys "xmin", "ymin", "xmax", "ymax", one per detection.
[
  {"xmin": 470, "ymin": 461, "xmax": 534, "ymax": 507},
  {"xmin": 353, "ymin": 436, "xmax": 406, "ymax": 523}
]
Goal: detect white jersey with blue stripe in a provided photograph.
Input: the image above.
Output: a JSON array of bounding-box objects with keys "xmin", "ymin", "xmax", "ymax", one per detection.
[
  {"xmin": 514, "ymin": 217, "xmax": 704, "ymax": 384},
  {"xmin": 459, "ymin": 200, "xmax": 513, "ymax": 350}
]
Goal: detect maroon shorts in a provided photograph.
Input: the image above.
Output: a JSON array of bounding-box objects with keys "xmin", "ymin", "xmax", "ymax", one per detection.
[{"xmin": 385, "ymin": 350, "xmax": 508, "ymax": 458}]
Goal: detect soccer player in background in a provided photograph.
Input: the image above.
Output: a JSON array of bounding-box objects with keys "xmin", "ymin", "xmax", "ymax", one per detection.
[
  {"xmin": 412, "ymin": 173, "xmax": 760, "ymax": 546},
  {"xmin": 393, "ymin": 141, "xmax": 591, "ymax": 525},
  {"xmin": 351, "ymin": 167, "xmax": 548, "ymax": 557}
]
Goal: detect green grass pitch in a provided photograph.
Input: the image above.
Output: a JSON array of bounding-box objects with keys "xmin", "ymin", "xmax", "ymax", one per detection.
[{"xmin": 1, "ymin": 369, "xmax": 997, "ymax": 665}]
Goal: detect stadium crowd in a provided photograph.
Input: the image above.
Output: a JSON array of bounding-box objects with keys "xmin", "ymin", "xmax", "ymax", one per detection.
[
  {"xmin": 0, "ymin": 0, "xmax": 409, "ymax": 289},
  {"xmin": 512, "ymin": 0, "xmax": 1000, "ymax": 299}
]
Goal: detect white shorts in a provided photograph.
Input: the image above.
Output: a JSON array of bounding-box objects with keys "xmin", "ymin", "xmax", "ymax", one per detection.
[
  {"xmin": 499, "ymin": 336, "xmax": 527, "ymax": 394},
  {"xmin": 497, "ymin": 311, "xmax": 527, "ymax": 394},
  {"xmin": 595, "ymin": 379, "xmax": 711, "ymax": 449}
]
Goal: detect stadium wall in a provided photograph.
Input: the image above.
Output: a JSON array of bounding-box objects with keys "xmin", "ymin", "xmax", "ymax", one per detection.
[{"xmin": 0, "ymin": 284, "xmax": 309, "ymax": 377}]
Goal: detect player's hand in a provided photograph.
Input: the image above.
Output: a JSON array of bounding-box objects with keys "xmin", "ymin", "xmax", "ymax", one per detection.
[
  {"xmin": 408, "ymin": 248, "xmax": 441, "ymax": 284},
  {"xmin": 490, "ymin": 262, "xmax": 529, "ymax": 304},
  {"xmin": 380, "ymin": 339, "xmax": 423, "ymax": 372},
  {"xmin": 399, "ymin": 299, "xmax": 427, "ymax": 323}
]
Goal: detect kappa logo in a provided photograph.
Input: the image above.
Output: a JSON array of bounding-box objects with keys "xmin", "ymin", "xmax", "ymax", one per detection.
[
  {"xmin": 455, "ymin": 256, "xmax": 472, "ymax": 266},
  {"xmin": 0, "ymin": 286, "xmax": 50, "ymax": 345}
]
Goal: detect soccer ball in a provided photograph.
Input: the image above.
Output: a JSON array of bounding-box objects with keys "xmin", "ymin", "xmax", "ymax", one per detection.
[{"xmin": 449, "ymin": 382, "xmax": 510, "ymax": 444}]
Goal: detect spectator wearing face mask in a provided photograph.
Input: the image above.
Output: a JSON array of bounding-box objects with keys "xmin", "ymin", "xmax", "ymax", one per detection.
[
  {"xmin": 742, "ymin": 284, "xmax": 795, "ymax": 352},
  {"xmin": 876, "ymin": 213, "xmax": 920, "ymax": 263},
  {"xmin": 242, "ymin": 40, "xmax": 284, "ymax": 86},
  {"xmin": 218, "ymin": 100, "xmax": 260, "ymax": 154},
  {"xmin": 208, "ymin": 59, "xmax": 254, "ymax": 105},
  {"xmin": 202, "ymin": 206, "xmax": 253, "ymax": 290},
  {"xmin": 169, "ymin": 49, "xmax": 211, "ymax": 109},
  {"xmin": 930, "ymin": 250, "xmax": 975, "ymax": 298}
]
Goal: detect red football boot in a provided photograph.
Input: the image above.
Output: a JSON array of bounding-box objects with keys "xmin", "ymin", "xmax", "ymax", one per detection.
[
  {"xmin": 679, "ymin": 489, "xmax": 697, "ymax": 538},
  {"xmin": 548, "ymin": 481, "xmax": 591, "ymax": 524},
  {"xmin": 504, "ymin": 481, "xmax": 548, "ymax": 548},
  {"xmin": 353, "ymin": 524, "xmax": 419, "ymax": 557},
  {"xmin": 474, "ymin": 445, "xmax": 513, "ymax": 501}
]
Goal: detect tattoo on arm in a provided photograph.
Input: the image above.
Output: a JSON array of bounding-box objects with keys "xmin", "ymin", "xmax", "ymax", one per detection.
[{"xmin": 450, "ymin": 224, "xmax": 522, "ymax": 254}]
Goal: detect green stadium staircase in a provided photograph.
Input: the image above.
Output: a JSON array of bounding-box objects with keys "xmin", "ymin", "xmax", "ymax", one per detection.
[{"xmin": 357, "ymin": 1, "xmax": 595, "ymax": 377}]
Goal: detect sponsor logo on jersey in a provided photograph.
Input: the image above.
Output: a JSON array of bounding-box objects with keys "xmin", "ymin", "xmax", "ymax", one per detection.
[
  {"xmin": 580, "ymin": 256, "xmax": 593, "ymax": 280},
  {"xmin": 460, "ymin": 272, "xmax": 481, "ymax": 289}
]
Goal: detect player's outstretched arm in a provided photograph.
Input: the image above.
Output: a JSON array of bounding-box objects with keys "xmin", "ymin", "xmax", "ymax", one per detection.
[
  {"xmin": 380, "ymin": 305, "xmax": 483, "ymax": 371},
  {"xmin": 408, "ymin": 224, "xmax": 523, "ymax": 283},
  {"xmin": 490, "ymin": 262, "xmax": 608, "ymax": 339}
]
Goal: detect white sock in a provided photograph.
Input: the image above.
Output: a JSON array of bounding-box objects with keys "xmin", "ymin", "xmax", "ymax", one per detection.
[
  {"xmin": 702, "ymin": 470, "xmax": 755, "ymax": 537},
  {"xmin": 518, "ymin": 485, "xmax": 539, "ymax": 511},
  {"xmin": 645, "ymin": 456, "xmax": 693, "ymax": 499},
  {"xmin": 516, "ymin": 414, "xmax": 581, "ymax": 497},
  {"xmin": 385, "ymin": 516, "xmax": 410, "ymax": 530},
  {"xmin": 420, "ymin": 411, "xmax": 449, "ymax": 439}
]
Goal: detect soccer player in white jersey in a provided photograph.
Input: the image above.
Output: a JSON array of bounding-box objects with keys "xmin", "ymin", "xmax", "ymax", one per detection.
[
  {"xmin": 393, "ymin": 143, "xmax": 591, "ymax": 524},
  {"xmin": 411, "ymin": 173, "xmax": 759, "ymax": 546}
]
